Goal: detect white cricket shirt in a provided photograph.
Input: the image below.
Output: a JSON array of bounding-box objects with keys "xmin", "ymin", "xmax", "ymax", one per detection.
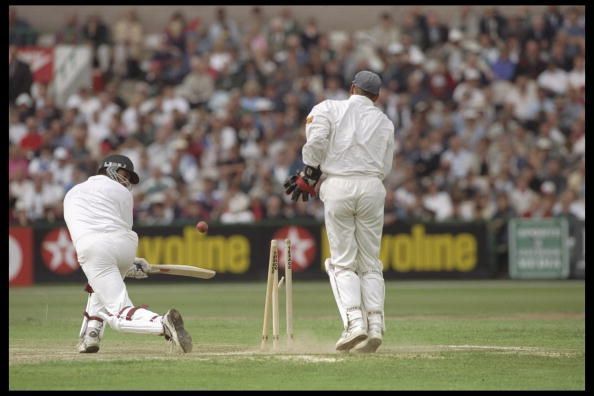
[
  {"xmin": 302, "ymin": 95, "xmax": 395, "ymax": 180},
  {"xmin": 63, "ymin": 175, "xmax": 134, "ymax": 246}
]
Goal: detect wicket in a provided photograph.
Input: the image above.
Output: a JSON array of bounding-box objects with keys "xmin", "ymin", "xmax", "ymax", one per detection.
[{"xmin": 261, "ymin": 239, "xmax": 293, "ymax": 351}]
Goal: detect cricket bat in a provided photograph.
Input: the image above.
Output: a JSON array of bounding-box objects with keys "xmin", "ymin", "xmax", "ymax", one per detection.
[{"xmin": 148, "ymin": 264, "xmax": 216, "ymax": 279}]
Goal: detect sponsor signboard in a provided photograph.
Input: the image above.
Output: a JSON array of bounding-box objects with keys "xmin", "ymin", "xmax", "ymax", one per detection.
[
  {"xmin": 508, "ymin": 218, "xmax": 570, "ymax": 279},
  {"xmin": 34, "ymin": 226, "xmax": 85, "ymax": 283},
  {"xmin": 24, "ymin": 221, "xmax": 494, "ymax": 283},
  {"xmin": 9, "ymin": 227, "xmax": 33, "ymax": 286}
]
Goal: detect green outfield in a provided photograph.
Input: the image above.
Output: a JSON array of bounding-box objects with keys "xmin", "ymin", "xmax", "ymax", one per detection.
[{"xmin": 9, "ymin": 280, "xmax": 584, "ymax": 390}]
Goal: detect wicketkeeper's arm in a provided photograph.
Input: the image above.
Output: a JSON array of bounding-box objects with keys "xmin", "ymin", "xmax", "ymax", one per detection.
[{"xmin": 302, "ymin": 106, "xmax": 331, "ymax": 168}]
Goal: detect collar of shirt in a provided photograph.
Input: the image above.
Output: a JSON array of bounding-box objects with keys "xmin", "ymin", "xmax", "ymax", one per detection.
[{"xmin": 348, "ymin": 94, "xmax": 375, "ymax": 106}]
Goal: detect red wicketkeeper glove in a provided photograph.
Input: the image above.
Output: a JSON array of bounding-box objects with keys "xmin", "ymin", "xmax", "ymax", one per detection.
[{"xmin": 283, "ymin": 165, "xmax": 322, "ymax": 202}]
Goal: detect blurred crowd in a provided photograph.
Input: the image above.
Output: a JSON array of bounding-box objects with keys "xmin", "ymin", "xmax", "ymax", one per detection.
[{"xmin": 9, "ymin": 6, "xmax": 585, "ymax": 238}]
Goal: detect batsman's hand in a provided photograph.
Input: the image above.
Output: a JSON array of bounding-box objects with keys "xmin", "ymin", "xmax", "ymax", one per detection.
[
  {"xmin": 283, "ymin": 165, "xmax": 322, "ymax": 202},
  {"xmin": 125, "ymin": 257, "xmax": 151, "ymax": 279}
]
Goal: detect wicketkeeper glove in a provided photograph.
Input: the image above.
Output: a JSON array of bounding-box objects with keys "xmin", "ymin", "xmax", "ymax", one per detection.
[
  {"xmin": 125, "ymin": 257, "xmax": 151, "ymax": 279},
  {"xmin": 283, "ymin": 165, "xmax": 322, "ymax": 202}
]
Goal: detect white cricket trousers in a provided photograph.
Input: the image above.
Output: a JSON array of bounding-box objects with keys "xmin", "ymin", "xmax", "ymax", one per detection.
[
  {"xmin": 320, "ymin": 176, "xmax": 386, "ymax": 330},
  {"xmin": 75, "ymin": 231, "xmax": 164, "ymax": 335}
]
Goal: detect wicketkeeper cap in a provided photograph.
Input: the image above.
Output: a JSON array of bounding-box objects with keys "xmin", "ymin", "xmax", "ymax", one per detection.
[{"xmin": 352, "ymin": 70, "xmax": 382, "ymax": 96}]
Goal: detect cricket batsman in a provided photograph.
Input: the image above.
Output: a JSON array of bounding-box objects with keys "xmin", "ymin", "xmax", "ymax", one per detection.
[
  {"xmin": 284, "ymin": 70, "xmax": 395, "ymax": 352},
  {"xmin": 63, "ymin": 154, "xmax": 192, "ymax": 354}
]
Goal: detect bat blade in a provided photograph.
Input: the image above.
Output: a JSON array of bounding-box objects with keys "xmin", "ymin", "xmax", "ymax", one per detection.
[{"xmin": 148, "ymin": 264, "xmax": 216, "ymax": 279}]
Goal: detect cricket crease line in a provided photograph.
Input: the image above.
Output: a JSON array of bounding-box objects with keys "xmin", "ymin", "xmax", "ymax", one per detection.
[{"xmin": 436, "ymin": 344, "xmax": 582, "ymax": 354}]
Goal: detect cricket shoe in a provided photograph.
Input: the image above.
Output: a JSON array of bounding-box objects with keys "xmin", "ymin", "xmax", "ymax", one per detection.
[
  {"xmin": 78, "ymin": 327, "xmax": 101, "ymax": 353},
  {"xmin": 335, "ymin": 321, "xmax": 367, "ymax": 352},
  {"xmin": 353, "ymin": 326, "xmax": 383, "ymax": 353},
  {"xmin": 163, "ymin": 308, "xmax": 193, "ymax": 353}
]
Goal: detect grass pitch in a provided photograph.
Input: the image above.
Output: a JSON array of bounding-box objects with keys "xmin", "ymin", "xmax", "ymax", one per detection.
[{"xmin": 9, "ymin": 280, "xmax": 584, "ymax": 390}]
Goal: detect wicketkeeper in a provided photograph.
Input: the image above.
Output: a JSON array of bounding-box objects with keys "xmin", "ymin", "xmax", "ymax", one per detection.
[
  {"xmin": 63, "ymin": 154, "xmax": 192, "ymax": 354},
  {"xmin": 284, "ymin": 71, "xmax": 395, "ymax": 352}
]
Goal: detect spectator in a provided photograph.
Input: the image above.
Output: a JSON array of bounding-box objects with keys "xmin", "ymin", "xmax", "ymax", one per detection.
[
  {"xmin": 552, "ymin": 189, "xmax": 579, "ymax": 220},
  {"xmin": 55, "ymin": 13, "xmax": 83, "ymax": 44},
  {"xmin": 7, "ymin": 6, "xmax": 585, "ymax": 226},
  {"xmin": 9, "ymin": 46, "xmax": 33, "ymax": 106},
  {"xmin": 562, "ymin": 7, "xmax": 585, "ymax": 38},
  {"xmin": 523, "ymin": 14, "xmax": 554, "ymax": 50},
  {"xmin": 452, "ymin": 6, "xmax": 480, "ymax": 40},
  {"xmin": 170, "ymin": 138, "xmax": 199, "ymax": 184},
  {"xmin": 509, "ymin": 174, "xmax": 538, "ymax": 217},
  {"xmin": 220, "ymin": 179, "xmax": 255, "ymax": 223},
  {"xmin": 49, "ymin": 147, "xmax": 75, "ymax": 190},
  {"xmin": 426, "ymin": 61, "xmax": 456, "ymax": 101},
  {"xmin": 452, "ymin": 68, "xmax": 486, "ymax": 112},
  {"xmin": 18, "ymin": 172, "xmax": 64, "ymax": 223},
  {"xmin": 300, "ymin": 17, "xmax": 320, "ymax": 51},
  {"xmin": 474, "ymin": 191, "xmax": 495, "ymax": 220},
  {"xmin": 142, "ymin": 193, "xmax": 175, "ymax": 225},
  {"xmin": 503, "ymin": 75, "xmax": 540, "ymax": 126},
  {"xmin": 456, "ymin": 108, "xmax": 487, "ymax": 149},
  {"xmin": 515, "ymin": 40, "xmax": 547, "ymax": 80},
  {"xmin": 112, "ymin": 10, "xmax": 144, "ymax": 79},
  {"xmin": 421, "ymin": 177, "xmax": 453, "ymax": 220},
  {"xmin": 164, "ymin": 11, "xmax": 187, "ymax": 52},
  {"xmin": 138, "ymin": 165, "xmax": 177, "ymax": 200},
  {"xmin": 208, "ymin": 7, "xmax": 241, "ymax": 50},
  {"xmin": 9, "ymin": 8, "xmax": 38, "ymax": 46},
  {"xmin": 441, "ymin": 134, "xmax": 475, "ymax": 181},
  {"xmin": 394, "ymin": 179, "xmax": 419, "ymax": 219},
  {"xmin": 263, "ymin": 194, "xmax": 287, "ymax": 220},
  {"xmin": 543, "ymin": 5, "xmax": 564, "ymax": 35},
  {"xmin": 82, "ymin": 14, "xmax": 111, "ymax": 72},
  {"xmin": 368, "ymin": 12, "xmax": 400, "ymax": 52},
  {"xmin": 567, "ymin": 54, "xmax": 585, "ymax": 90},
  {"xmin": 422, "ymin": 12, "xmax": 448, "ymax": 50},
  {"xmin": 479, "ymin": 7, "xmax": 507, "ymax": 44},
  {"xmin": 12, "ymin": 200, "xmax": 31, "ymax": 226},
  {"xmin": 537, "ymin": 62, "xmax": 568, "ymax": 96},
  {"xmin": 9, "ymin": 107, "xmax": 27, "ymax": 145},
  {"xmin": 531, "ymin": 181, "xmax": 557, "ymax": 218},
  {"xmin": 490, "ymin": 44, "xmax": 516, "ymax": 81},
  {"xmin": 19, "ymin": 117, "xmax": 44, "ymax": 155},
  {"xmin": 551, "ymin": 37, "xmax": 574, "ymax": 71},
  {"xmin": 9, "ymin": 145, "xmax": 30, "ymax": 192}
]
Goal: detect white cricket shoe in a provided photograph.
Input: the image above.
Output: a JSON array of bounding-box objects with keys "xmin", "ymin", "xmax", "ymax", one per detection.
[
  {"xmin": 335, "ymin": 321, "xmax": 367, "ymax": 352},
  {"xmin": 353, "ymin": 326, "xmax": 383, "ymax": 353},
  {"xmin": 162, "ymin": 308, "xmax": 193, "ymax": 353},
  {"xmin": 78, "ymin": 327, "xmax": 101, "ymax": 353}
]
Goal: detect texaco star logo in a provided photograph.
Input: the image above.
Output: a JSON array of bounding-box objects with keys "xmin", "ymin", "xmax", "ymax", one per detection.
[
  {"xmin": 41, "ymin": 228, "xmax": 79, "ymax": 274},
  {"xmin": 273, "ymin": 226, "xmax": 316, "ymax": 272}
]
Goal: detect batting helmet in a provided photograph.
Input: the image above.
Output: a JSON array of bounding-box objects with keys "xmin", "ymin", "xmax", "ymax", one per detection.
[{"xmin": 97, "ymin": 154, "xmax": 140, "ymax": 184}]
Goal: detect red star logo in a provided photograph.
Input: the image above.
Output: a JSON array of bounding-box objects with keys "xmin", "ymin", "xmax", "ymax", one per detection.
[
  {"xmin": 273, "ymin": 226, "xmax": 316, "ymax": 272},
  {"xmin": 41, "ymin": 228, "xmax": 79, "ymax": 275}
]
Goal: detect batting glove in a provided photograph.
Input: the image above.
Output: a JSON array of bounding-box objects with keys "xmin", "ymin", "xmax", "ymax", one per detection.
[
  {"xmin": 284, "ymin": 165, "xmax": 322, "ymax": 202},
  {"xmin": 125, "ymin": 257, "xmax": 150, "ymax": 279}
]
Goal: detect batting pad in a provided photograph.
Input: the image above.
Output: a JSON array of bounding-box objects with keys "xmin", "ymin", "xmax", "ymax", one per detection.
[
  {"xmin": 99, "ymin": 306, "xmax": 164, "ymax": 335},
  {"xmin": 79, "ymin": 292, "xmax": 107, "ymax": 339},
  {"xmin": 359, "ymin": 270, "xmax": 386, "ymax": 331},
  {"xmin": 325, "ymin": 259, "xmax": 363, "ymax": 328}
]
